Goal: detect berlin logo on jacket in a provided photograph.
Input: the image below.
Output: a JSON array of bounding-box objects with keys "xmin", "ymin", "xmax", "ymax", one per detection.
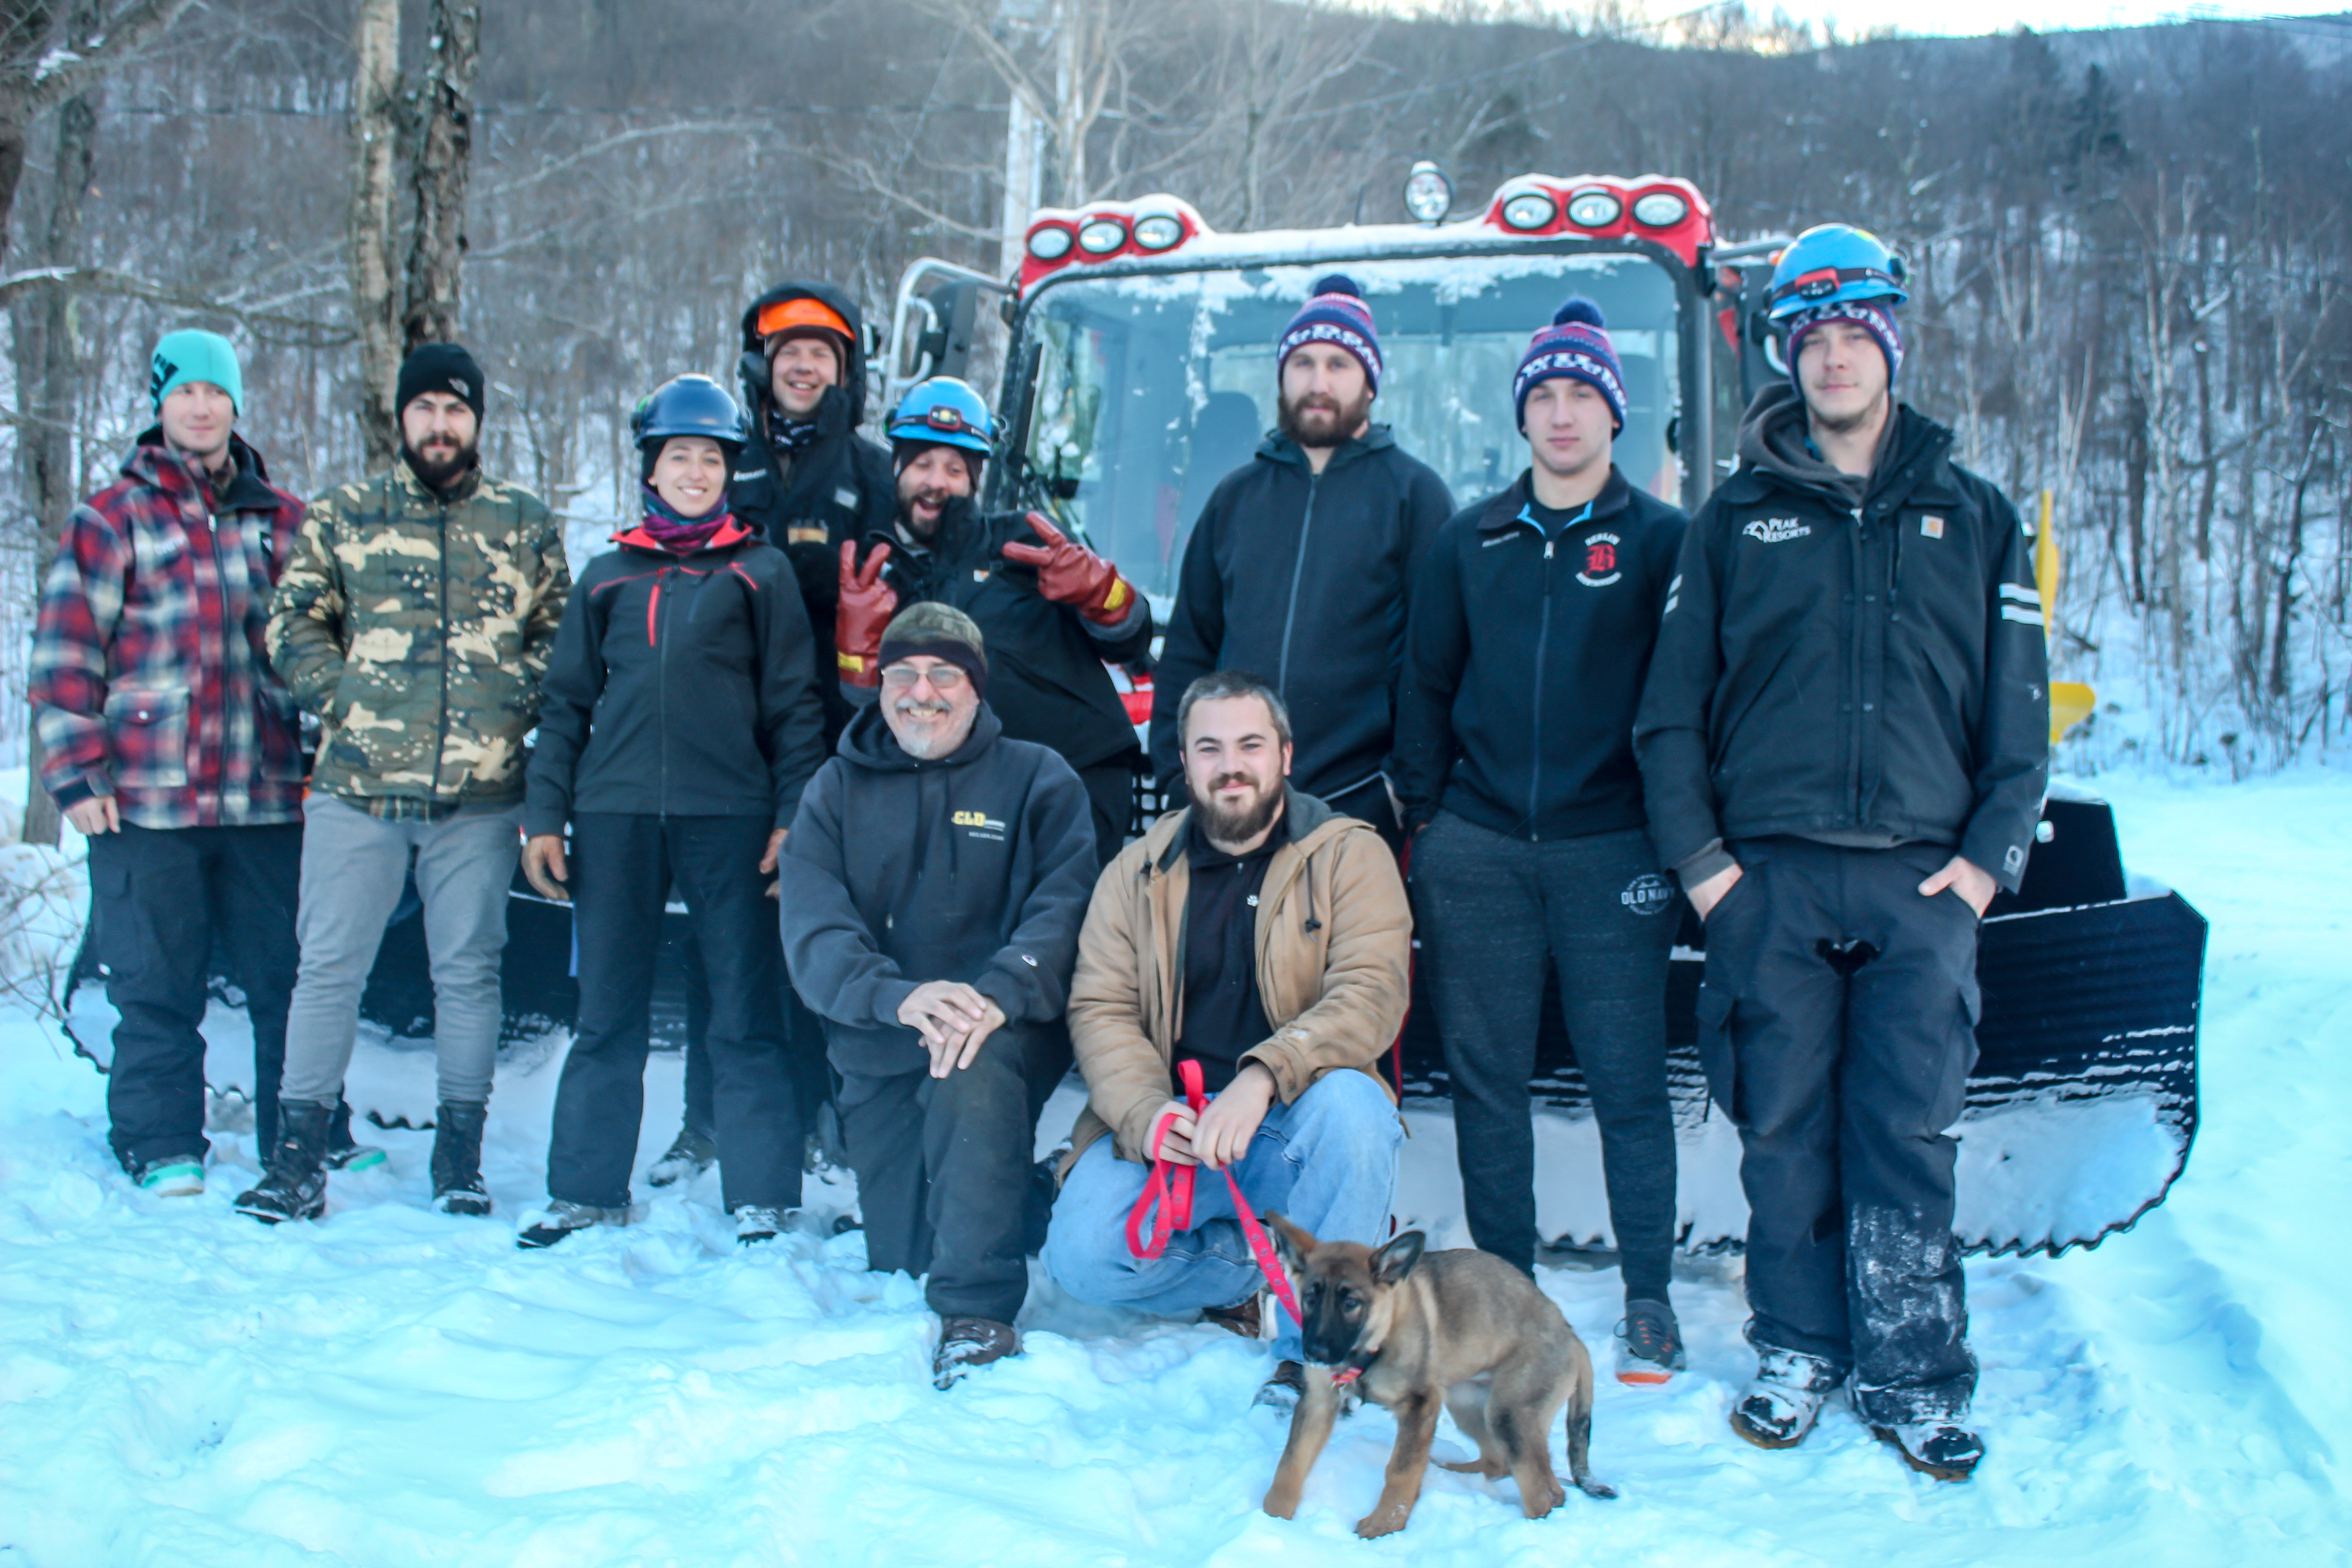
[
  {"xmin": 1578, "ymin": 531, "xmax": 1622, "ymax": 588},
  {"xmin": 952, "ymin": 808, "xmax": 1008, "ymax": 842},
  {"xmin": 1743, "ymin": 516, "xmax": 1811, "ymax": 544}
]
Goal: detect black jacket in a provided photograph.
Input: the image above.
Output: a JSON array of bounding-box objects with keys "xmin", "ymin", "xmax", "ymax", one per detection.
[
  {"xmin": 853, "ymin": 499, "xmax": 1152, "ymax": 772},
  {"xmin": 779, "ymin": 702, "xmax": 1098, "ymax": 1075},
  {"xmin": 1149, "ymin": 426, "xmax": 1453, "ymax": 801},
  {"xmin": 1394, "ymin": 467, "xmax": 1687, "ymax": 841},
  {"xmin": 524, "ymin": 520, "xmax": 827, "ymax": 836},
  {"xmin": 1632, "ymin": 387, "xmax": 2050, "ymax": 892},
  {"xmin": 731, "ymin": 281, "xmax": 897, "ymax": 737}
]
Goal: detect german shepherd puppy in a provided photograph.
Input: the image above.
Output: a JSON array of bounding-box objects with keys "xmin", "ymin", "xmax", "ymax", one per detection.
[{"xmin": 1261, "ymin": 1216, "xmax": 1616, "ymax": 1538}]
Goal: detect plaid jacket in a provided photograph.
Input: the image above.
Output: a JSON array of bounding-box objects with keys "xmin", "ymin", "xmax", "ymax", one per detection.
[{"xmin": 30, "ymin": 432, "xmax": 307, "ymax": 829}]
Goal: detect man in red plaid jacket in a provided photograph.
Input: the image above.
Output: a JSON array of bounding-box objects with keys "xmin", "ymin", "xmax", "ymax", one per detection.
[{"xmin": 30, "ymin": 329, "xmax": 374, "ymax": 1197}]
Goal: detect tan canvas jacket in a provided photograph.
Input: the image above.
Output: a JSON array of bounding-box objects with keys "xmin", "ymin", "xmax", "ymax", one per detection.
[{"xmin": 1064, "ymin": 788, "xmax": 1411, "ymax": 1167}]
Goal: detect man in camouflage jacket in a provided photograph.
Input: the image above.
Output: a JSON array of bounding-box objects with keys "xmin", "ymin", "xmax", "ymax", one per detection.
[{"xmin": 239, "ymin": 343, "xmax": 571, "ymax": 1223}]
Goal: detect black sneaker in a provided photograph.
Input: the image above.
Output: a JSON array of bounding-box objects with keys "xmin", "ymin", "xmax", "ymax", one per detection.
[
  {"xmin": 1876, "ymin": 1421, "xmax": 1984, "ymax": 1481},
  {"xmin": 1613, "ymin": 1298, "xmax": 1687, "ymax": 1386},
  {"xmin": 132, "ymin": 1153, "xmax": 207, "ymax": 1197},
  {"xmin": 517, "ymin": 1200, "xmax": 624, "ymax": 1249}
]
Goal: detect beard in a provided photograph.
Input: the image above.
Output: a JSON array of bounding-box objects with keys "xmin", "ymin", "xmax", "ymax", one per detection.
[
  {"xmin": 1277, "ymin": 385, "xmax": 1373, "ymax": 451},
  {"xmin": 403, "ymin": 436, "xmax": 478, "ymax": 491},
  {"xmin": 1191, "ymin": 771, "xmax": 1284, "ymax": 848},
  {"xmin": 889, "ymin": 695, "xmax": 970, "ymax": 760}
]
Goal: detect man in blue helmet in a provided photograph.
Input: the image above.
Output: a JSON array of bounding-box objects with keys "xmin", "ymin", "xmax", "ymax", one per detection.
[
  {"xmin": 835, "ymin": 377, "xmax": 1152, "ymax": 872},
  {"xmin": 1149, "ymin": 274, "xmax": 1455, "ymax": 851},
  {"xmin": 1392, "ymin": 298, "xmax": 1691, "ymax": 1385},
  {"xmin": 517, "ymin": 375, "xmax": 827, "ymax": 1249},
  {"xmin": 1634, "ymin": 225, "xmax": 2049, "ymax": 1480}
]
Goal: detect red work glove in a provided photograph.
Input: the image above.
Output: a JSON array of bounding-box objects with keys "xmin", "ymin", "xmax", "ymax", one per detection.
[
  {"xmin": 1001, "ymin": 512, "xmax": 1135, "ymax": 626},
  {"xmin": 835, "ymin": 539, "xmax": 897, "ymax": 688}
]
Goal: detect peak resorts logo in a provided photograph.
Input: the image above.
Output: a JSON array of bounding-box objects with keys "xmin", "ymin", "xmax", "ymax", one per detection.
[{"xmin": 1743, "ymin": 517, "xmax": 1811, "ymax": 544}]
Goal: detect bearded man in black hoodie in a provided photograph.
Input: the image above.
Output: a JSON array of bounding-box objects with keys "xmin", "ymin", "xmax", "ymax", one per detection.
[{"xmin": 779, "ymin": 603, "xmax": 1097, "ymax": 1391}]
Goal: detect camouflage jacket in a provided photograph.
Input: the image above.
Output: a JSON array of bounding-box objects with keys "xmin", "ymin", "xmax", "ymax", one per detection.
[{"xmin": 266, "ymin": 459, "xmax": 570, "ymax": 812}]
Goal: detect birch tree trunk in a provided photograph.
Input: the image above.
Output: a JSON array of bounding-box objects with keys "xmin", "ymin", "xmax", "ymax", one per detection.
[
  {"xmin": 403, "ymin": 0, "xmax": 479, "ymax": 352},
  {"xmin": 347, "ymin": 0, "xmax": 402, "ymax": 468}
]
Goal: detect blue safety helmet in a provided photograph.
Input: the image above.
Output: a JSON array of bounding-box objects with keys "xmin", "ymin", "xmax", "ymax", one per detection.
[
  {"xmin": 887, "ymin": 377, "xmax": 996, "ymax": 457},
  {"xmin": 631, "ymin": 374, "xmax": 751, "ymax": 462},
  {"xmin": 1764, "ymin": 224, "xmax": 1909, "ymax": 321}
]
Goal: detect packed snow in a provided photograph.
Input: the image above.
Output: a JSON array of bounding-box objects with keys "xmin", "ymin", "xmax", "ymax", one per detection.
[{"xmin": 0, "ymin": 764, "xmax": 2346, "ymax": 1565}]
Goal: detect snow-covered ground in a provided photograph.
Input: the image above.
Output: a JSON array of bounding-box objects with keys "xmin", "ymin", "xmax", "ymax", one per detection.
[{"xmin": 0, "ymin": 765, "xmax": 2346, "ymax": 1566}]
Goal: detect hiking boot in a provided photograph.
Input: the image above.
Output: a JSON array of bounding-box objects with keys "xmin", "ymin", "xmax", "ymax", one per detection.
[
  {"xmin": 932, "ymin": 1317, "xmax": 1019, "ymax": 1389},
  {"xmin": 516, "ymin": 1200, "xmax": 625, "ymax": 1249},
  {"xmin": 1729, "ymin": 1347, "xmax": 1843, "ymax": 1450},
  {"xmin": 1614, "ymin": 1298, "xmax": 1687, "ymax": 1386},
  {"xmin": 429, "ymin": 1101, "xmax": 491, "ymax": 1217},
  {"xmin": 735, "ymin": 1206, "xmax": 788, "ymax": 1245},
  {"xmin": 1253, "ymin": 1359, "xmax": 1307, "ymax": 1412},
  {"xmin": 132, "ymin": 1153, "xmax": 207, "ymax": 1197},
  {"xmin": 234, "ymin": 1100, "xmax": 333, "ymax": 1224},
  {"xmin": 1203, "ymin": 1292, "xmax": 1264, "ymax": 1340},
  {"xmin": 1876, "ymin": 1421, "xmax": 1984, "ymax": 1481},
  {"xmin": 647, "ymin": 1125, "xmax": 717, "ymax": 1188}
]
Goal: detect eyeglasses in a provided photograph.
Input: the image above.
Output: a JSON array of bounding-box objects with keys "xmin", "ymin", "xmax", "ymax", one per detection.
[{"xmin": 882, "ymin": 664, "xmax": 968, "ymax": 691}]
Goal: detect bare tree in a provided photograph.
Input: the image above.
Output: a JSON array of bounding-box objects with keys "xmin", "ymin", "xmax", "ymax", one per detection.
[
  {"xmin": 347, "ymin": 0, "xmax": 402, "ymax": 466},
  {"xmin": 404, "ymin": 0, "xmax": 480, "ymax": 352},
  {"xmin": 0, "ymin": 0, "xmax": 194, "ymax": 258}
]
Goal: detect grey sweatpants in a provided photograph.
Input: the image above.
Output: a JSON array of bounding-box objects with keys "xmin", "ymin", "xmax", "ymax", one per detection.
[{"xmin": 278, "ymin": 793, "xmax": 522, "ymax": 1110}]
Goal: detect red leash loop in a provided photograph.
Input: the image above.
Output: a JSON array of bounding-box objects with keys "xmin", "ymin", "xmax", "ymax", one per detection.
[{"xmin": 1124, "ymin": 1059, "xmax": 1305, "ymax": 1328}]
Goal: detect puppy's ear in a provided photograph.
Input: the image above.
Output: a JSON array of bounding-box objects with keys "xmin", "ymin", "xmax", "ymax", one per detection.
[
  {"xmin": 1370, "ymin": 1230, "xmax": 1425, "ymax": 1287},
  {"xmin": 1267, "ymin": 1212, "xmax": 1316, "ymax": 1273}
]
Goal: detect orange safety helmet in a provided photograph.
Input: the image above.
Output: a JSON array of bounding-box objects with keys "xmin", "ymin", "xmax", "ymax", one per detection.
[{"xmin": 755, "ymin": 296, "xmax": 853, "ymax": 357}]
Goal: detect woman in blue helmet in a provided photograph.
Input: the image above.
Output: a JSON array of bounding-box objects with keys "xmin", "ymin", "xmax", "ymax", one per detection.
[
  {"xmin": 836, "ymin": 376, "xmax": 1153, "ymax": 872},
  {"xmin": 518, "ymin": 374, "xmax": 828, "ymax": 1248},
  {"xmin": 1635, "ymin": 224, "xmax": 2048, "ymax": 1481}
]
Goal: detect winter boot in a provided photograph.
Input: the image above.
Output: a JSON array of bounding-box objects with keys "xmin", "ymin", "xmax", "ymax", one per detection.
[
  {"xmin": 932, "ymin": 1317, "xmax": 1019, "ymax": 1389},
  {"xmin": 1729, "ymin": 1346, "xmax": 1844, "ymax": 1449},
  {"xmin": 734, "ymin": 1206, "xmax": 787, "ymax": 1245},
  {"xmin": 430, "ymin": 1101, "xmax": 491, "ymax": 1217},
  {"xmin": 235, "ymin": 1099, "xmax": 333, "ymax": 1224},
  {"xmin": 516, "ymin": 1200, "xmax": 626, "ymax": 1250},
  {"xmin": 1614, "ymin": 1298, "xmax": 1687, "ymax": 1386},
  {"xmin": 1203, "ymin": 1292, "xmax": 1265, "ymax": 1340},
  {"xmin": 1875, "ymin": 1421, "xmax": 1984, "ymax": 1481},
  {"xmin": 646, "ymin": 1125, "xmax": 717, "ymax": 1188},
  {"xmin": 1253, "ymin": 1359, "xmax": 1307, "ymax": 1412},
  {"xmin": 132, "ymin": 1153, "xmax": 207, "ymax": 1197}
]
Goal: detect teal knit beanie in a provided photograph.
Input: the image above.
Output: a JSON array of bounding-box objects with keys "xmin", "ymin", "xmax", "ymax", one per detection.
[{"xmin": 150, "ymin": 329, "xmax": 244, "ymax": 415}]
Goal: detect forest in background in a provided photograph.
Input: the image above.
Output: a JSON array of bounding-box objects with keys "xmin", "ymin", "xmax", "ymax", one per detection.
[{"xmin": 0, "ymin": 0, "xmax": 2347, "ymax": 814}]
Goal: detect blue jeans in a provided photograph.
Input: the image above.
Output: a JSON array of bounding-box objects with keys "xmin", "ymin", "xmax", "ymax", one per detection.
[{"xmin": 1043, "ymin": 1069, "xmax": 1403, "ymax": 1362}]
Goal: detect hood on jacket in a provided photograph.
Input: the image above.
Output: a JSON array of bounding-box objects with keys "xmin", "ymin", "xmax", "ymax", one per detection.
[
  {"xmin": 1144, "ymin": 783, "xmax": 1351, "ymax": 875},
  {"xmin": 1732, "ymin": 382, "xmax": 1922, "ymax": 509},
  {"xmin": 740, "ymin": 280, "xmax": 871, "ymax": 433},
  {"xmin": 126, "ymin": 427, "xmax": 283, "ymax": 510},
  {"xmin": 838, "ymin": 697, "xmax": 1003, "ymax": 774}
]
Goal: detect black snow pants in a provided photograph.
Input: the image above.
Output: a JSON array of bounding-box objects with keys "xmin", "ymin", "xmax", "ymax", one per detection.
[
  {"xmin": 682, "ymin": 939, "xmax": 832, "ymax": 1164},
  {"xmin": 835, "ymin": 1026, "xmax": 1058, "ymax": 1324},
  {"xmin": 548, "ymin": 813, "xmax": 799, "ymax": 1213},
  {"xmin": 86, "ymin": 821, "xmax": 351, "ymax": 1169},
  {"xmin": 1697, "ymin": 836, "xmax": 1981, "ymax": 1426},
  {"xmin": 1411, "ymin": 812, "xmax": 1680, "ymax": 1297}
]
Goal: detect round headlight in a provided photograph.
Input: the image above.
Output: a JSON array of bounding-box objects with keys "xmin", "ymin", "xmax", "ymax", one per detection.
[
  {"xmin": 1403, "ymin": 161, "xmax": 1453, "ymax": 225},
  {"xmin": 1566, "ymin": 189, "xmax": 1622, "ymax": 228},
  {"xmin": 1132, "ymin": 214, "xmax": 1184, "ymax": 250},
  {"xmin": 1500, "ymin": 191, "xmax": 1556, "ymax": 232},
  {"xmin": 1077, "ymin": 217, "xmax": 1128, "ymax": 255},
  {"xmin": 1027, "ymin": 225, "xmax": 1073, "ymax": 262},
  {"xmin": 1631, "ymin": 190, "xmax": 1689, "ymax": 227}
]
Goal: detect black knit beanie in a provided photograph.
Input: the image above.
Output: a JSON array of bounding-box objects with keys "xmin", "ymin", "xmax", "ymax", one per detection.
[{"xmin": 397, "ymin": 343, "xmax": 487, "ymax": 421}]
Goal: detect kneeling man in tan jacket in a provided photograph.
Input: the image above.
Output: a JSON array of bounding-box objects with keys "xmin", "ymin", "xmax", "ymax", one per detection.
[{"xmin": 1042, "ymin": 669, "xmax": 1409, "ymax": 1407}]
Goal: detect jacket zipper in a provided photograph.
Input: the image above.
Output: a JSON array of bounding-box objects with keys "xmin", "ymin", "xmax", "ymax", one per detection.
[
  {"xmin": 1274, "ymin": 470, "xmax": 1320, "ymax": 694},
  {"xmin": 433, "ymin": 504, "xmax": 453, "ymax": 801},
  {"xmin": 1529, "ymin": 531, "xmax": 1556, "ymax": 839},
  {"xmin": 657, "ymin": 568, "xmax": 674, "ymax": 816},
  {"xmin": 1847, "ymin": 505, "xmax": 1865, "ymax": 822}
]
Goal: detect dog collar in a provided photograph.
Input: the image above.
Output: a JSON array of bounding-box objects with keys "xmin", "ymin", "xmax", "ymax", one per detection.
[{"xmin": 1330, "ymin": 1352, "xmax": 1377, "ymax": 1388}]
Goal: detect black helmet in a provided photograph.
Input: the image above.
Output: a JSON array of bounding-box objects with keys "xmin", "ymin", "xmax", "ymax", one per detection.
[{"xmin": 631, "ymin": 374, "xmax": 750, "ymax": 463}]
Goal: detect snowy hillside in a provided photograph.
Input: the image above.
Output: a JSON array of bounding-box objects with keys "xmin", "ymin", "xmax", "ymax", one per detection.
[{"xmin": 0, "ymin": 765, "xmax": 2345, "ymax": 1566}]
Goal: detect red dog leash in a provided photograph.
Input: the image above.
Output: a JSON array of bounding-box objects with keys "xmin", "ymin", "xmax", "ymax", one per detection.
[{"xmin": 1125, "ymin": 1059, "xmax": 1304, "ymax": 1328}]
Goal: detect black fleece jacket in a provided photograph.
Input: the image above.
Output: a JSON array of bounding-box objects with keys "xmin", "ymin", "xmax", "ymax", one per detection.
[
  {"xmin": 778, "ymin": 702, "xmax": 1098, "ymax": 1076},
  {"xmin": 1149, "ymin": 426, "xmax": 1453, "ymax": 801},
  {"xmin": 1394, "ymin": 466, "xmax": 1687, "ymax": 840},
  {"xmin": 1632, "ymin": 386, "xmax": 2050, "ymax": 893},
  {"xmin": 524, "ymin": 520, "xmax": 827, "ymax": 836},
  {"xmin": 852, "ymin": 498, "xmax": 1152, "ymax": 772},
  {"xmin": 731, "ymin": 281, "xmax": 897, "ymax": 738}
]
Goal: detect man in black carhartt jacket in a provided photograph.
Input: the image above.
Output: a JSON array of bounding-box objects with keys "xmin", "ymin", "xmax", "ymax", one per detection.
[
  {"xmin": 779, "ymin": 604, "xmax": 1097, "ymax": 1391},
  {"xmin": 1392, "ymin": 299, "xmax": 1690, "ymax": 1386},
  {"xmin": 1633, "ymin": 229, "xmax": 2047, "ymax": 1480},
  {"xmin": 1149, "ymin": 275, "xmax": 1453, "ymax": 845}
]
